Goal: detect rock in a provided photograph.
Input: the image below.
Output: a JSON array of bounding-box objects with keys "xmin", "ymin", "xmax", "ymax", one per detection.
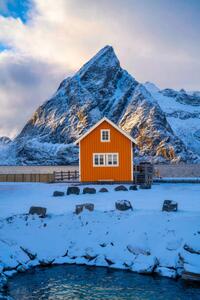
[
  {"xmin": 83, "ymin": 187, "xmax": 96, "ymax": 194},
  {"xmin": 155, "ymin": 266, "xmax": 177, "ymax": 278},
  {"xmin": 29, "ymin": 206, "xmax": 47, "ymax": 218},
  {"xmin": 162, "ymin": 200, "xmax": 178, "ymax": 212},
  {"xmin": 39, "ymin": 259, "xmax": 55, "ymax": 267},
  {"xmin": 127, "ymin": 245, "xmax": 150, "ymax": 256},
  {"xmin": 75, "ymin": 203, "xmax": 94, "ymax": 215},
  {"xmin": 53, "ymin": 191, "xmax": 65, "ymax": 197},
  {"xmin": 183, "ymin": 244, "xmax": 200, "ymax": 255},
  {"xmin": 115, "ymin": 200, "xmax": 133, "ymax": 211},
  {"xmin": 67, "ymin": 186, "xmax": 80, "ymax": 195},
  {"xmin": 0, "ymin": 274, "xmax": 7, "ymax": 292},
  {"xmin": 139, "ymin": 184, "xmax": 151, "ymax": 189},
  {"xmin": 182, "ymin": 271, "xmax": 200, "ymax": 282},
  {"xmin": 20, "ymin": 247, "xmax": 37, "ymax": 260},
  {"xmin": 114, "ymin": 185, "xmax": 128, "ymax": 192},
  {"xmin": 105, "ymin": 256, "xmax": 115, "ymax": 265},
  {"xmin": 99, "ymin": 187, "xmax": 108, "ymax": 193},
  {"xmin": 129, "ymin": 185, "xmax": 137, "ymax": 191},
  {"xmin": 17, "ymin": 264, "xmax": 27, "ymax": 273},
  {"xmin": 131, "ymin": 254, "xmax": 158, "ymax": 274}
]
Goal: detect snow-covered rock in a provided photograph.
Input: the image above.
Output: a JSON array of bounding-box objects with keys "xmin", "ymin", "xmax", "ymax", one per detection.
[
  {"xmin": 0, "ymin": 137, "xmax": 11, "ymax": 146},
  {"xmin": 0, "ymin": 181, "xmax": 200, "ymax": 285}
]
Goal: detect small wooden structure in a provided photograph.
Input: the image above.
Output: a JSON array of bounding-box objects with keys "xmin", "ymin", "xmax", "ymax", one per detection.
[{"xmin": 75, "ymin": 117, "xmax": 137, "ymax": 183}]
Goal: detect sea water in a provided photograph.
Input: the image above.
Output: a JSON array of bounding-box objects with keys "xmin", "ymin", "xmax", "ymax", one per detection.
[{"xmin": 8, "ymin": 265, "xmax": 200, "ymax": 300}]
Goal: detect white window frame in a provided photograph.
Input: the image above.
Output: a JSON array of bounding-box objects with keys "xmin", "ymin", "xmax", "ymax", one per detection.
[
  {"xmin": 100, "ymin": 129, "xmax": 110, "ymax": 142},
  {"xmin": 93, "ymin": 153, "xmax": 119, "ymax": 167}
]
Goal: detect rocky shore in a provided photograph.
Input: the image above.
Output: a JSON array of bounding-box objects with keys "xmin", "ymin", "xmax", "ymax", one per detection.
[{"xmin": 0, "ymin": 182, "xmax": 200, "ymax": 298}]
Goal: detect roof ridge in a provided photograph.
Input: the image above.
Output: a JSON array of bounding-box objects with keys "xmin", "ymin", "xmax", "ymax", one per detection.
[{"xmin": 74, "ymin": 117, "xmax": 137, "ymax": 145}]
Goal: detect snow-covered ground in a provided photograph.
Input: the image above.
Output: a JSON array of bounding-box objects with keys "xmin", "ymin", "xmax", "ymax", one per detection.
[
  {"xmin": 0, "ymin": 182, "xmax": 200, "ymax": 297},
  {"xmin": 0, "ymin": 182, "xmax": 200, "ymax": 218}
]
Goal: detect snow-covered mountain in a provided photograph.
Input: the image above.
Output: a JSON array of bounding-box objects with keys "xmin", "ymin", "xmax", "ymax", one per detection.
[
  {"xmin": 145, "ymin": 83, "xmax": 200, "ymax": 158},
  {"xmin": 0, "ymin": 46, "xmax": 199, "ymax": 165},
  {"xmin": 0, "ymin": 136, "xmax": 11, "ymax": 145}
]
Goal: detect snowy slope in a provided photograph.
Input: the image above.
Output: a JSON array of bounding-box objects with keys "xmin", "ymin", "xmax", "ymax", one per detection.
[{"xmin": 145, "ymin": 83, "xmax": 200, "ymax": 157}]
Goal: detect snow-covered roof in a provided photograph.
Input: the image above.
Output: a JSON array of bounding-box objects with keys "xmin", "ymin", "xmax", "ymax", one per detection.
[{"xmin": 75, "ymin": 117, "xmax": 137, "ymax": 145}]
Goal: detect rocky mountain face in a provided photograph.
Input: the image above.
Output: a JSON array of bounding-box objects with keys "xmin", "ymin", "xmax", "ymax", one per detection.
[
  {"xmin": 0, "ymin": 136, "xmax": 11, "ymax": 145},
  {"xmin": 144, "ymin": 83, "xmax": 200, "ymax": 159},
  {"xmin": 1, "ymin": 46, "xmax": 199, "ymax": 165}
]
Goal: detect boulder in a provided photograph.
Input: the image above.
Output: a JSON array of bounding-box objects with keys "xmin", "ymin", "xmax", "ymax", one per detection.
[
  {"xmin": 162, "ymin": 200, "xmax": 178, "ymax": 212},
  {"xmin": 131, "ymin": 255, "xmax": 158, "ymax": 274},
  {"xmin": 29, "ymin": 206, "xmax": 47, "ymax": 218},
  {"xmin": 75, "ymin": 203, "xmax": 94, "ymax": 215},
  {"xmin": 99, "ymin": 187, "xmax": 108, "ymax": 193},
  {"xmin": 115, "ymin": 200, "xmax": 133, "ymax": 211},
  {"xmin": 183, "ymin": 244, "xmax": 200, "ymax": 255},
  {"xmin": 53, "ymin": 191, "xmax": 65, "ymax": 197},
  {"xmin": 182, "ymin": 271, "xmax": 200, "ymax": 282},
  {"xmin": 20, "ymin": 247, "xmax": 37, "ymax": 260},
  {"xmin": 67, "ymin": 186, "xmax": 80, "ymax": 195},
  {"xmin": 139, "ymin": 184, "xmax": 151, "ymax": 189},
  {"xmin": 127, "ymin": 245, "xmax": 150, "ymax": 256},
  {"xmin": 129, "ymin": 185, "xmax": 137, "ymax": 191},
  {"xmin": 114, "ymin": 185, "xmax": 128, "ymax": 192},
  {"xmin": 83, "ymin": 187, "xmax": 96, "ymax": 194},
  {"xmin": 39, "ymin": 259, "xmax": 55, "ymax": 267}
]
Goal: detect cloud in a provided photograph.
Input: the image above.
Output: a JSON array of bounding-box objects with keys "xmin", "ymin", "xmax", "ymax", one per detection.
[
  {"xmin": 0, "ymin": 0, "xmax": 200, "ymax": 137},
  {"xmin": 0, "ymin": 51, "xmax": 67, "ymax": 138}
]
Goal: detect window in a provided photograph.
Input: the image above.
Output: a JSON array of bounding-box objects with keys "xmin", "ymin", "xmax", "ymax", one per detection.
[
  {"xmin": 101, "ymin": 129, "xmax": 110, "ymax": 142},
  {"xmin": 93, "ymin": 153, "xmax": 119, "ymax": 167}
]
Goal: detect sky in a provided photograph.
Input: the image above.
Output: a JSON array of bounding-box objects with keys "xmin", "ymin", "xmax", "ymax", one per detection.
[{"xmin": 0, "ymin": 0, "xmax": 200, "ymax": 138}]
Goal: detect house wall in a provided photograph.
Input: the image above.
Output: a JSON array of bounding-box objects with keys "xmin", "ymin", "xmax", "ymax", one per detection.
[{"xmin": 80, "ymin": 120, "xmax": 133, "ymax": 182}]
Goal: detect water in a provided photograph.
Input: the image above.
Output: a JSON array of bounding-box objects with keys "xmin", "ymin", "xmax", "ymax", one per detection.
[{"xmin": 8, "ymin": 265, "xmax": 200, "ymax": 300}]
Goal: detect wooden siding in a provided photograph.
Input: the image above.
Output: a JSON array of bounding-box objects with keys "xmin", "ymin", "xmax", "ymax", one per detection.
[{"xmin": 80, "ymin": 120, "xmax": 133, "ymax": 182}]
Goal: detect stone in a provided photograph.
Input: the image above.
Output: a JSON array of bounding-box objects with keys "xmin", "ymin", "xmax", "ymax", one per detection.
[
  {"xmin": 29, "ymin": 206, "xmax": 47, "ymax": 218},
  {"xmin": 127, "ymin": 245, "xmax": 150, "ymax": 256},
  {"xmin": 131, "ymin": 255, "xmax": 158, "ymax": 274},
  {"xmin": 53, "ymin": 191, "xmax": 65, "ymax": 197},
  {"xmin": 39, "ymin": 259, "xmax": 55, "ymax": 267},
  {"xmin": 129, "ymin": 185, "xmax": 137, "ymax": 191},
  {"xmin": 67, "ymin": 186, "xmax": 80, "ymax": 195},
  {"xmin": 115, "ymin": 200, "xmax": 133, "ymax": 211},
  {"xmin": 83, "ymin": 187, "xmax": 96, "ymax": 194},
  {"xmin": 17, "ymin": 264, "xmax": 27, "ymax": 273},
  {"xmin": 114, "ymin": 185, "xmax": 128, "ymax": 192},
  {"xmin": 162, "ymin": 200, "xmax": 178, "ymax": 212},
  {"xmin": 20, "ymin": 247, "xmax": 37, "ymax": 260},
  {"xmin": 99, "ymin": 187, "xmax": 108, "ymax": 193},
  {"xmin": 183, "ymin": 244, "xmax": 200, "ymax": 255},
  {"xmin": 182, "ymin": 271, "xmax": 200, "ymax": 282},
  {"xmin": 75, "ymin": 203, "xmax": 94, "ymax": 215},
  {"xmin": 139, "ymin": 184, "xmax": 151, "ymax": 189}
]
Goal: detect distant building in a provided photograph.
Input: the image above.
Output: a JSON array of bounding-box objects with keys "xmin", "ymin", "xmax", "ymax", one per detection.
[{"xmin": 75, "ymin": 117, "xmax": 136, "ymax": 182}]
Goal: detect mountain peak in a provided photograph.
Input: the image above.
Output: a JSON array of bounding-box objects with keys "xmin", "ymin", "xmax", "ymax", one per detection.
[{"xmin": 77, "ymin": 45, "xmax": 120, "ymax": 79}]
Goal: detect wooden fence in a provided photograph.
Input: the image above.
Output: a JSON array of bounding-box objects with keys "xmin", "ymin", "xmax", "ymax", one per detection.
[
  {"xmin": 53, "ymin": 163, "xmax": 154, "ymax": 184},
  {"xmin": 53, "ymin": 170, "xmax": 79, "ymax": 182},
  {"xmin": 0, "ymin": 173, "xmax": 54, "ymax": 183}
]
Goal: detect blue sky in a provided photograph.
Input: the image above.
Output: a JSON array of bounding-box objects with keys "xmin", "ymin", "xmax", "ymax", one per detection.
[
  {"xmin": 0, "ymin": 0, "xmax": 199, "ymax": 137},
  {"xmin": 0, "ymin": 0, "xmax": 29, "ymax": 22}
]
